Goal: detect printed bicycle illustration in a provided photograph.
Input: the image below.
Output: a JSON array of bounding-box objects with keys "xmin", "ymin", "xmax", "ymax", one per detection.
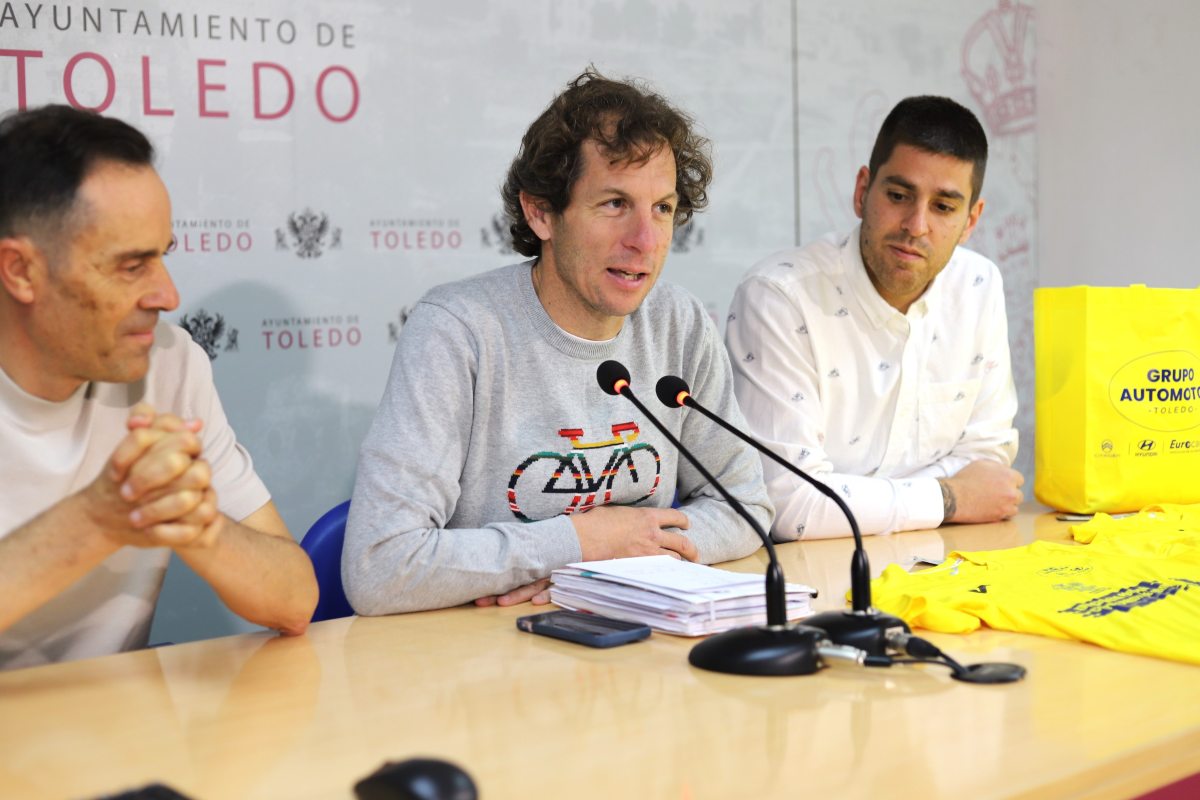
[{"xmin": 507, "ymin": 422, "xmax": 662, "ymax": 521}]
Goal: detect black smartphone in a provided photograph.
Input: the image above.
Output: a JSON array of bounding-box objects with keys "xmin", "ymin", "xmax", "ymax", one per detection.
[{"xmin": 516, "ymin": 610, "xmax": 651, "ymax": 648}]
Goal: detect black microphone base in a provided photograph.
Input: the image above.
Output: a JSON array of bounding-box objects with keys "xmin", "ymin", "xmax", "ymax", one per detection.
[
  {"xmin": 689, "ymin": 624, "xmax": 825, "ymax": 676},
  {"xmin": 805, "ymin": 609, "xmax": 909, "ymax": 657}
]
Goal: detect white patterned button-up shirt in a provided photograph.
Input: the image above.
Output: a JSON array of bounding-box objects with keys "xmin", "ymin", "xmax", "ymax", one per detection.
[{"xmin": 726, "ymin": 227, "xmax": 1018, "ymax": 540}]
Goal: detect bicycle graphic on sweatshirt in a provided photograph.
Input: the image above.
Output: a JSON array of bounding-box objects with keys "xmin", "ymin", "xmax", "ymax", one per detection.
[{"xmin": 506, "ymin": 422, "xmax": 662, "ymax": 521}]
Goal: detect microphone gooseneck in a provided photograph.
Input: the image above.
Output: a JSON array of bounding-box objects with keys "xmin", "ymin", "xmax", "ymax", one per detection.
[
  {"xmin": 596, "ymin": 361, "xmax": 786, "ymax": 628},
  {"xmin": 654, "ymin": 374, "xmax": 908, "ymax": 657},
  {"xmin": 652, "ymin": 372, "xmax": 1026, "ymax": 683},
  {"xmin": 596, "ymin": 361, "xmax": 826, "ymax": 676},
  {"xmin": 655, "ymin": 374, "xmax": 872, "ymax": 610}
]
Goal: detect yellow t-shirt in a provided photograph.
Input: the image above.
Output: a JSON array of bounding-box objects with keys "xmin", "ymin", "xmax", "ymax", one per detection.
[
  {"xmin": 1070, "ymin": 503, "xmax": 1200, "ymax": 548},
  {"xmin": 870, "ymin": 504, "xmax": 1200, "ymax": 664}
]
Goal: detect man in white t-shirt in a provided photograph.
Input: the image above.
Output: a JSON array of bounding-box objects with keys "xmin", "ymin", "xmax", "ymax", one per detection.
[
  {"xmin": 726, "ymin": 96, "xmax": 1024, "ymax": 541},
  {"xmin": 0, "ymin": 105, "xmax": 317, "ymax": 669}
]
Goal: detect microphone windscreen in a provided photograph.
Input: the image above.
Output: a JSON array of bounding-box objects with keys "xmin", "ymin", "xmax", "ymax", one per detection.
[
  {"xmin": 655, "ymin": 375, "xmax": 691, "ymax": 408},
  {"xmin": 596, "ymin": 360, "xmax": 632, "ymax": 395}
]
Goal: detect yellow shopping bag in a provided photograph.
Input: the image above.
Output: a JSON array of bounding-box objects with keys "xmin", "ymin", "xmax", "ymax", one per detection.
[{"xmin": 1035, "ymin": 285, "xmax": 1200, "ymax": 513}]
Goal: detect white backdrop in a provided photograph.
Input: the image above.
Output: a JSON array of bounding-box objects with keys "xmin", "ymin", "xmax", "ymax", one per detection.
[
  {"xmin": 1, "ymin": 0, "xmax": 1036, "ymax": 643},
  {"xmin": 1038, "ymin": 0, "xmax": 1200, "ymax": 290}
]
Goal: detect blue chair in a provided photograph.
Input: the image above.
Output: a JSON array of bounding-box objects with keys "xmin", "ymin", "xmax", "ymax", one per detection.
[{"xmin": 300, "ymin": 500, "xmax": 356, "ymax": 622}]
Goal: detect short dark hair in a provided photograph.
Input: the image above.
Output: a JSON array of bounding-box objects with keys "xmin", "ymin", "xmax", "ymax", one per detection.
[
  {"xmin": 501, "ymin": 67, "xmax": 713, "ymax": 258},
  {"xmin": 0, "ymin": 104, "xmax": 155, "ymax": 240},
  {"xmin": 867, "ymin": 96, "xmax": 988, "ymax": 204}
]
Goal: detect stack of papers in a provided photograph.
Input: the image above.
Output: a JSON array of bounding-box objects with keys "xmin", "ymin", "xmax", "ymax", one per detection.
[{"xmin": 549, "ymin": 555, "xmax": 816, "ymax": 637}]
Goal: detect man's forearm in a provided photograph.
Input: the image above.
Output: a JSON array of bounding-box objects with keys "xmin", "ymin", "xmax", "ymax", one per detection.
[
  {"xmin": 343, "ymin": 512, "xmax": 582, "ymax": 616},
  {"xmin": 174, "ymin": 514, "xmax": 317, "ymax": 635},
  {"xmin": 770, "ymin": 471, "xmax": 944, "ymax": 540},
  {"xmin": 677, "ymin": 495, "xmax": 765, "ymax": 563},
  {"xmin": 931, "ymin": 460, "xmax": 1023, "ymax": 525},
  {"xmin": 0, "ymin": 493, "xmax": 122, "ymax": 634}
]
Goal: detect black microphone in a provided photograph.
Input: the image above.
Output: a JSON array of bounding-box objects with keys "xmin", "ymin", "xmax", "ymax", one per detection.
[
  {"xmin": 597, "ymin": 360, "xmax": 823, "ymax": 675},
  {"xmin": 654, "ymin": 374, "xmax": 909, "ymax": 657}
]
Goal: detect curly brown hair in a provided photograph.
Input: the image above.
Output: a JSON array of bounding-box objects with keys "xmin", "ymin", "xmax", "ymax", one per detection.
[{"xmin": 501, "ymin": 68, "xmax": 713, "ymax": 258}]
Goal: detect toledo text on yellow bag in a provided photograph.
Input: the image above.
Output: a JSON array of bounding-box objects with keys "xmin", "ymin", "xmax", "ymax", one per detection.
[{"xmin": 1034, "ymin": 285, "xmax": 1200, "ymax": 513}]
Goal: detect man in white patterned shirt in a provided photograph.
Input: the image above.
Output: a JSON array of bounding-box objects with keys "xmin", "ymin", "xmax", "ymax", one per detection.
[{"xmin": 726, "ymin": 96, "xmax": 1023, "ymax": 540}]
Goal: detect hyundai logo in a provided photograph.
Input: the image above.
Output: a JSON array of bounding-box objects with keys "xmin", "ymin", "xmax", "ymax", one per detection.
[{"xmin": 1138, "ymin": 439, "xmax": 1156, "ymax": 451}]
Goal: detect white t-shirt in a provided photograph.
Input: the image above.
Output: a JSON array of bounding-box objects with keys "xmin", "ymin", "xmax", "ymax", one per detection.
[
  {"xmin": 726, "ymin": 227, "xmax": 1018, "ymax": 540},
  {"xmin": 0, "ymin": 323, "xmax": 269, "ymax": 669}
]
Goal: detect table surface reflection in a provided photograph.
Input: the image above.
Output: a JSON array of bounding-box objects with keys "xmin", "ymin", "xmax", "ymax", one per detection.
[{"xmin": 2, "ymin": 508, "xmax": 1198, "ymax": 799}]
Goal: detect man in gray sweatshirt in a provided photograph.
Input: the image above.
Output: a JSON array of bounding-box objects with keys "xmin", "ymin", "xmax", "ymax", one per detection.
[{"xmin": 343, "ymin": 68, "xmax": 773, "ymax": 615}]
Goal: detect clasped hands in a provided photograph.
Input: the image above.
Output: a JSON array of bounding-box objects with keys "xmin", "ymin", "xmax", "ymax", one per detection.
[{"xmin": 82, "ymin": 402, "xmax": 222, "ymax": 549}]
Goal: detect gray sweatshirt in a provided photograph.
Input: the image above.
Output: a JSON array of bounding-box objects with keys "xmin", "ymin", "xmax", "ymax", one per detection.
[{"xmin": 343, "ymin": 262, "xmax": 773, "ymax": 614}]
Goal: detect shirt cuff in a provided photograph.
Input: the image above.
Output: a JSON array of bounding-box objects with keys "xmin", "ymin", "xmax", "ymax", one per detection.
[
  {"xmin": 537, "ymin": 513, "xmax": 585, "ymax": 570},
  {"xmin": 902, "ymin": 477, "xmax": 946, "ymax": 531}
]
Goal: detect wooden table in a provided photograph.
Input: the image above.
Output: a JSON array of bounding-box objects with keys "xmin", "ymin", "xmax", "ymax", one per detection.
[{"xmin": 2, "ymin": 510, "xmax": 1198, "ymax": 799}]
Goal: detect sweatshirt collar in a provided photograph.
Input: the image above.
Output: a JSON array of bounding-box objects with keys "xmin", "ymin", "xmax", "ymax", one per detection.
[{"xmin": 517, "ymin": 260, "xmax": 627, "ymax": 360}]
